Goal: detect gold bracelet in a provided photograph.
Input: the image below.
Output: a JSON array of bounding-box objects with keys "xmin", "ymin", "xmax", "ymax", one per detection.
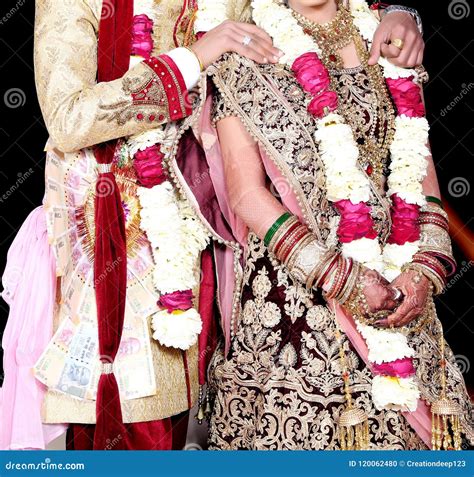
[{"xmin": 184, "ymin": 46, "xmax": 204, "ymax": 72}]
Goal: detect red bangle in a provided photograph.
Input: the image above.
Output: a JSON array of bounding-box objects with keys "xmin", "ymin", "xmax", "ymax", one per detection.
[
  {"xmin": 316, "ymin": 253, "xmax": 340, "ymax": 289},
  {"xmin": 274, "ymin": 221, "xmax": 301, "ymax": 257},
  {"xmin": 280, "ymin": 228, "xmax": 309, "ymax": 264}
]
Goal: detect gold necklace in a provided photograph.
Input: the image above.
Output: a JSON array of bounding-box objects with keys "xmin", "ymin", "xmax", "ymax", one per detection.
[
  {"xmin": 291, "ymin": 5, "xmax": 355, "ymax": 70},
  {"xmin": 292, "ymin": 6, "xmax": 396, "ymax": 189}
]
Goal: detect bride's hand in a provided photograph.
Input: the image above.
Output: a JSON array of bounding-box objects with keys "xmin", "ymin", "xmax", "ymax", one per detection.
[
  {"xmin": 359, "ymin": 268, "xmax": 400, "ymax": 314},
  {"xmin": 375, "ymin": 270, "xmax": 430, "ymax": 328},
  {"xmin": 191, "ymin": 20, "xmax": 283, "ymax": 69}
]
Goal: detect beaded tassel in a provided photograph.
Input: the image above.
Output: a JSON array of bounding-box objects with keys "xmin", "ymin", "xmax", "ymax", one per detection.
[
  {"xmin": 195, "ymin": 385, "xmax": 205, "ymax": 424},
  {"xmin": 335, "ymin": 328, "xmax": 370, "ymax": 450},
  {"xmin": 431, "ymin": 330, "xmax": 463, "ymax": 450}
]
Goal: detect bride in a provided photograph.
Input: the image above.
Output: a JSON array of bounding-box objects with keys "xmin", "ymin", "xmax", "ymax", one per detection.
[{"xmin": 174, "ymin": 0, "xmax": 474, "ymax": 449}]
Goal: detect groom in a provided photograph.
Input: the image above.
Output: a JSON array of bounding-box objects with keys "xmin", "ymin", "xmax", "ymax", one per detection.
[{"xmin": 0, "ymin": 0, "xmax": 425, "ymax": 451}]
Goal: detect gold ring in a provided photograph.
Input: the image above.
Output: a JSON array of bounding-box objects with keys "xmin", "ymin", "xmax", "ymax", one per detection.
[{"xmin": 391, "ymin": 38, "xmax": 404, "ymax": 50}]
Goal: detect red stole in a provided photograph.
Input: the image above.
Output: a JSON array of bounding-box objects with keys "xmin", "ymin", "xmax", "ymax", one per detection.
[{"xmin": 93, "ymin": 0, "xmax": 133, "ymax": 450}]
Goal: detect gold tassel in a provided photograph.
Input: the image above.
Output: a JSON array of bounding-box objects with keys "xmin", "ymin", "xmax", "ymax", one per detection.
[
  {"xmin": 204, "ymin": 393, "xmax": 212, "ymax": 418},
  {"xmin": 335, "ymin": 327, "xmax": 371, "ymax": 450},
  {"xmin": 431, "ymin": 327, "xmax": 463, "ymax": 450},
  {"xmin": 431, "ymin": 398, "xmax": 462, "ymax": 450},
  {"xmin": 339, "ymin": 407, "xmax": 370, "ymax": 450}
]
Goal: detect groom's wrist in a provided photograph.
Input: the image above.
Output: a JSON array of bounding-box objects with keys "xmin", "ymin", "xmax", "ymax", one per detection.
[{"xmin": 380, "ymin": 5, "xmax": 424, "ymax": 36}]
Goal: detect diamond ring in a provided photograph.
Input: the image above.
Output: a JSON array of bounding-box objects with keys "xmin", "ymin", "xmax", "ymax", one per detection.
[{"xmin": 242, "ymin": 35, "xmax": 252, "ymax": 46}]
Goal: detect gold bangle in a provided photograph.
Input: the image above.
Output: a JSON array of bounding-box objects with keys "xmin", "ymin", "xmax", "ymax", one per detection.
[{"xmin": 184, "ymin": 46, "xmax": 204, "ymax": 72}]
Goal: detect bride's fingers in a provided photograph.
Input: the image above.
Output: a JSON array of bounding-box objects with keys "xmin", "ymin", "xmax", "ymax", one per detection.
[
  {"xmin": 375, "ymin": 297, "xmax": 413, "ymax": 328},
  {"xmin": 390, "ymin": 308, "xmax": 420, "ymax": 328},
  {"xmin": 236, "ymin": 22, "xmax": 278, "ymax": 51}
]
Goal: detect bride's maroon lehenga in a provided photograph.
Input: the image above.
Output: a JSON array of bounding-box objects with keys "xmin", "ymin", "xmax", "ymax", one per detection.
[{"xmin": 197, "ymin": 56, "xmax": 474, "ymax": 450}]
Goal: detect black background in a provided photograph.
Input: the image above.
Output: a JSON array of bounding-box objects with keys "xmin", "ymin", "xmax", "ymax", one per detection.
[{"xmin": 0, "ymin": 0, "xmax": 473, "ymax": 388}]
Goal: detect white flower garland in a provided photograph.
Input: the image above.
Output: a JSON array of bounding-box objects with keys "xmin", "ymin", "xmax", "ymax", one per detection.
[
  {"xmin": 128, "ymin": 1, "xmax": 211, "ymax": 350},
  {"xmin": 197, "ymin": 0, "xmax": 428, "ymax": 411},
  {"xmin": 132, "ymin": 129, "xmax": 210, "ymax": 350},
  {"xmin": 134, "ymin": 0, "xmax": 158, "ymax": 21},
  {"xmin": 194, "ymin": 0, "xmax": 229, "ymax": 33}
]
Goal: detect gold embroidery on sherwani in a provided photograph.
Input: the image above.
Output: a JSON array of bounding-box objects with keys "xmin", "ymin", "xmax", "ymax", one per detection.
[
  {"xmin": 34, "ymin": 0, "xmax": 182, "ymax": 153},
  {"xmin": 206, "ymin": 54, "xmax": 474, "ymax": 449}
]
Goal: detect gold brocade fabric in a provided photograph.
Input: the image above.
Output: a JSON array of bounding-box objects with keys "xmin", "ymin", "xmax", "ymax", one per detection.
[{"xmin": 206, "ymin": 54, "xmax": 474, "ymax": 449}]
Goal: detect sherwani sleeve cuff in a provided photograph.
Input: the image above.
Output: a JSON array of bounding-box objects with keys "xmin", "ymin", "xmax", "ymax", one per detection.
[
  {"xmin": 140, "ymin": 54, "xmax": 192, "ymax": 122},
  {"xmin": 166, "ymin": 47, "xmax": 202, "ymax": 90}
]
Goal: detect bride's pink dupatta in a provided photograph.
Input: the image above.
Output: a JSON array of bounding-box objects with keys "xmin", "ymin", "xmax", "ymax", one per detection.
[
  {"xmin": 189, "ymin": 94, "xmax": 432, "ymax": 448},
  {"xmin": 0, "ymin": 207, "xmax": 67, "ymax": 449}
]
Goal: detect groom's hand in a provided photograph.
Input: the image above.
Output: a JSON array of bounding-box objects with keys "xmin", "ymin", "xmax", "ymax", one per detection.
[
  {"xmin": 376, "ymin": 270, "xmax": 430, "ymax": 328},
  {"xmin": 369, "ymin": 11, "xmax": 424, "ymax": 68},
  {"xmin": 191, "ymin": 20, "xmax": 283, "ymax": 69}
]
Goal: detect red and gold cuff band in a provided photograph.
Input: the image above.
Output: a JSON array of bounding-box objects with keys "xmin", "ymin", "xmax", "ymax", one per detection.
[{"xmin": 265, "ymin": 213, "xmax": 358, "ymax": 304}]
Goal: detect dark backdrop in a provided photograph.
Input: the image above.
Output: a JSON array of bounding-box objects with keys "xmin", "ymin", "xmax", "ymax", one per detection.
[{"xmin": 0, "ymin": 0, "xmax": 473, "ymax": 387}]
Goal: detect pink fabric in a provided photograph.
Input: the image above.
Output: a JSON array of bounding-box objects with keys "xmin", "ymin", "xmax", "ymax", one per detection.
[
  {"xmin": 158, "ymin": 290, "xmax": 194, "ymax": 313},
  {"xmin": 133, "ymin": 144, "xmax": 167, "ymax": 188},
  {"xmin": 292, "ymin": 52, "xmax": 338, "ymax": 118},
  {"xmin": 386, "ymin": 76, "xmax": 425, "ymax": 118},
  {"xmin": 308, "ymin": 91, "xmax": 339, "ymax": 118},
  {"xmin": 131, "ymin": 14, "xmax": 154, "ymax": 59},
  {"xmin": 388, "ymin": 193, "xmax": 421, "ymax": 245},
  {"xmin": 292, "ymin": 52, "xmax": 330, "ymax": 95},
  {"xmin": 195, "ymin": 93, "xmax": 433, "ymax": 447},
  {"xmin": 0, "ymin": 206, "xmax": 67, "ymax": 449}
]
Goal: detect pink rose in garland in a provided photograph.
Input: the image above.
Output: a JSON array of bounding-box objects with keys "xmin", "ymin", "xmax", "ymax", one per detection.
[
  {"xmin": 334, "ymin": 199, "xmax": 378, "ymax": 243},
  {"xmin": 387, "ymin": 194, "xmax": 420, "ymax": 245},
  {"xmin": 158, "ymin": 290, "xmax": 194, "ymax": 313},
  {"xmin": 372, "ymin": 357, "xmax": 416, "ymax": 379},
  {"xmin": 131, "ymin": 14, "xmax": 154, "ymax": 59},
  {"xmin": 308, "ymin": 91, "xmax": 339, "ymax": 118},
  {"xmin": 292, "ymin": 52, "xmax": 331, "ymax": 94},
  {"xmin": 292, "ymin": 52, "xmax": 338, "ymax": 118},
  {"xmin": 133, "ymin": 145, "xmax": 167, "ymax": 188},
  {"xmin": 386, "ymin": 76, "xmax": 425, "ymax": 118}
]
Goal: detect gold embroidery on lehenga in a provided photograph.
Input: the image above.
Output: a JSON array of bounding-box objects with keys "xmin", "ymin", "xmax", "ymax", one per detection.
[{"xmin": 208, "ymin": 234, "xmax": 430, "ymax": 450}]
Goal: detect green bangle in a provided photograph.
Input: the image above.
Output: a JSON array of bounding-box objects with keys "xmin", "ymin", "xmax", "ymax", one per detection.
[
  {"xmin": 426, "ymin": 196, "xmax": 444, "ymax": 209},
  {"xmin": 264, "ymin": 212, "xmax": 291, "ymax": 247}
]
